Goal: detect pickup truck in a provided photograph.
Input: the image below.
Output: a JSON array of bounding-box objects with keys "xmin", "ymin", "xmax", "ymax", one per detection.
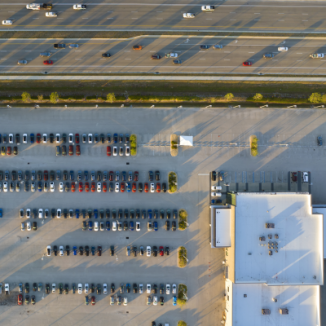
[
  {"xmin": 310, "ymin": 53, "xmax": 324, "ymax": 59},
  {"xmin": 165, "ymin": 53, "xmax": 178, "ymax": 58},
  {"xmin": 201, "ymin": 5, "xmax": 215, "ymax": 11},
  {"xmin": 26, "ymin": 3, "xmax": 53, "ymax": 10}
]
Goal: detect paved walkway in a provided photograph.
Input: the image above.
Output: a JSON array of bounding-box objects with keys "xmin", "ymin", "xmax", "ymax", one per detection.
[{"xmin": 1, "ymin": 75, "xmax": 326, "ymax": 81}]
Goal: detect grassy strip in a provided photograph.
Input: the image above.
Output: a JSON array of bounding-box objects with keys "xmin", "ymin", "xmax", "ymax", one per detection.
[
  {"xmin": 178, "ymin": 209, "xmax": 188, "ymax": 231},
  {"xmin": 178, "ymin": 247, "xmax": 187, "ymax": 269},
  {"xmin": 170, "ymin": 134, "xmax": 178, "ymax": 157},
  {"xmin": 168, "ymin": 172, "xmax": 177, "ymax": 193},
  {"xmin": 130, "ymin": 134, "xmax": 137, "ymax": 156},
  {"xmin": 250, "ymin": 135, "xmax": 259, "ymax": 157},
  {"xmin": 177, "ymin": 284, "xmax": 188, "ymax": 306}
]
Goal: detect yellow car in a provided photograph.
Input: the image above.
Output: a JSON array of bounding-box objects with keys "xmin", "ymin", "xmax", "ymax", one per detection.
[{"xmin": 1, "ymin": 146, "xmax": 5, "ymax": 156}]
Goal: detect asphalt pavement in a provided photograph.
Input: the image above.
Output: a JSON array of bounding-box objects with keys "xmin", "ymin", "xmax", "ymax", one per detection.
[
  {"xmin": 2, "ymin": 37, "xmax": 326, "ymax": 74},
  {"xmin": 1, "ymin": 1, "xmax": 326, "ymax": 33}
]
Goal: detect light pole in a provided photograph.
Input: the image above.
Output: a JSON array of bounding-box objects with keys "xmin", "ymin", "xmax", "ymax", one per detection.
[{"xmin": 181, "ymin": 255, "xmax": 189, "ymax": 263}]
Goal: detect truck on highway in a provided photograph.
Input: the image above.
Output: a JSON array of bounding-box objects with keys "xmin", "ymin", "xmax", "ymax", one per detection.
[
  {"xmin": 26, "ymin": 3, "xmax": 53, "ymax": 10},
  {"xmin": 310, "ymin": 53, "xmax": 324, "ymax": 59},
  {"xmin": 201, "ymin": 5, "xmax": 215, "ymax": 11},
  {"xmin": 165, "ymin": 53, "xmax": 178, "ymax": 58}
]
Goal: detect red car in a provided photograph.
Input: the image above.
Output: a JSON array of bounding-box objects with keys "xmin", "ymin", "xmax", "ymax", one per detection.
[
  {"xmin": 91, "ymin": 182, "xmax": 95, "ymax": 193},
  {"xmin": 144, "ymin": 183, "xmax": 149, "ymax": 193},
  {"xmin": 69, "ymin": 145, "xmax": 73, "ymax": 156},
  {"xmin": 120, "ymin": 183, "xmax": 125, "ymax": 193},
  {"xmin": 156, "ymin": 183, "xmax": 161, "ymax": 193},
  {"xmin": 242, "ymin": 61, "xmax": 252, "ymax": 66},
  {"xmin": 71, "ymin": 183, "xmax": 76, "ymax": 192},
  {"xmin": 103, "ymin": 182, "xmax": 107, "ymax": 193},
  {"xmin": 134, "ymin": 171, "xmax": 139, "ymax": 181},
  {"xmin": 79, "ymin": 182, "xmax": 83, "ymax": 192},
  {"xmin": 85, "ymin": 182, "xmax": 89, "ymax": 192},
  {"xmin": 107, "ymin": 146, "xmax": 111, "ymax": 156},
  {"xmin": 43, "ymin": 60, "xmax": 53, "ymax": 65},
  {"xmin": 91, "ymin": 296, "xmax": 96, "ymax": 306},
  {"xmin": 159, "ymin": 246, "xmax": 164, "ymax": 256},
  {"xmin": 76, "ymin": 145, "xmax": 80, "ymax": 156},
  {"xmin": 18, "ymin": 294, "xmax": 23, "ymax": 305},
  {"xmin": 75, "ymin": 133, "xmax": 79, "ymax": 144},
  {"xmin": 36, "ymin": 133, "xmax": 41, "ymax": 144},
  {"xmin": 44, "ymin": 170, "xmax": 48, "ymax": 181},
  {"xmin": 7, "ymin": 147, "xmax": 11, "ymax": 155},
  {"xmin": 109, "ymin": 171, "xmax": 114, "ymax": 181},
  {"xmin": 132, "ymin": 183, "xmax": 136, "ymax": 193}
]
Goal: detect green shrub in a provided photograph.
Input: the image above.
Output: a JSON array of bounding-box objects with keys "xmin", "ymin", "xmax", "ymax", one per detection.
[
  {"xmin": 179, "ymin": 209, "xmax": 188, "ymax": 230},
  {"xmin": 224, "ymin": 93, "xmax": 234, "ymax": 101},
  {"xmin": 177, "ymin": 283, "xmax": 188, "ymax": 305},
  {"xmin": 251, "ymin": 136, "xmax": 259, "ymax": 157},
  {"xmin": 171, "ymin": 140, "xmax": 178, "ymax": 150},
  {"xmin": 37, "ymin": 95, "xmax": 43, "ymax": 101},
  {"xmin": 50, "ymin": 92, "xmax": 59, "ymax": 104},
  {"xmin": 309, "ymin": 92, "xmax": 322, "ymax": 103},
  {"xmin": 253, "ymin": 93, "xmax": 263, "ymax": 100},
  {"xmin": 21, "ymin": 92, "xmax": 31, "ymax": 102},
  {"xmin": 178, "ymin": 321, "xmax": 187, "ymax": 326},
  {"xmin": 130, "ymin": 134, "xmax": 137, "ymax": 156},
  {"xmin": 178, "ymin": 247, "xmax": 187, "ymax": 268},
  {"xmin": 168, "ymin": 172, "xmax": 177, "ymax": 193},
  {"xmin": 107, "ymin": 93, "xmax": 116, "ymax": 103}
]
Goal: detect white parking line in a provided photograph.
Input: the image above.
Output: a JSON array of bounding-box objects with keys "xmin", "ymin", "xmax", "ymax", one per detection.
[
  {"xmin": 248, "ymin": 52, "xmax": 255, "ymax": 53},
  {"xmin": 254, "ymin": 13, "xmax": 260, "ymax": 14},
  {"xmin": 132, "ymin": 18, "xmax": 138, "ymax": 19},
  {"xmin": 302, "ymin": 20, "xmax": 308, "ymax": 21},
  {"xmin": 125, "ymin": 59, "xmax": 131, "ymax": 60},
  {"xmin": 278, "ymin": 13, "xmax": 284, "ymax": 14},
  {"xmin": 297, "ymin": 53, "xmax": 302, "ymax": 54}
]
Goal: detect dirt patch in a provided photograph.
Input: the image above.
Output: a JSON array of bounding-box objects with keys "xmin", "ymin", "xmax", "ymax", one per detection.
[{"xmin": 0, "ymin": 291, "xmax": 19, "ymax": 306}]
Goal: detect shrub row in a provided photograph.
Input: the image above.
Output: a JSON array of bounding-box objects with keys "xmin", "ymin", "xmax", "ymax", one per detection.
[
  {"xmin": 130, "ymin": 134, "xmax": 137, "ymax": 156},
  {"xmin": 168, "ymin": 172, "xmax": 177, "ymax": 193}
]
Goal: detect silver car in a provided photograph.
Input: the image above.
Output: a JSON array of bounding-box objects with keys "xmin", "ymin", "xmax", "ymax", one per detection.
[
  {"xmin": 69, "ymin": 44, "xmax": 79, "ymax": 48},
  {"xmin": 17, "ymin": 60, "xmax": 27, "ymax": 65},
  {"xmin": 40, "ymin": 52, "xmax": 51, "ymax": 57}
]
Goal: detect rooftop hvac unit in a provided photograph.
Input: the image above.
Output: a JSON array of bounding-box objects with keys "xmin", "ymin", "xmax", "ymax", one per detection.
[
  {"xmin": 269, "ymin": 250, "xmax": 273, "ymax": 256},
  {"xmin": 262, "ymin": 309, "xmax": 271, "ymax": 315},
  {"xmin": 259, "ymin": 236, "xmax": 266, "ymax": 241},
  {"xmin": 279, "ymin": 308, "xmax": 289, "ymax": 315},
  {"xmin": 265, "ymin": 223, "xmax": 275, "ymax": 229}
]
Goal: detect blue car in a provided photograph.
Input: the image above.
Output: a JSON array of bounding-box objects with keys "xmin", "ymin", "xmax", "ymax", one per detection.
[
  {"xmin": 126, "ymin": 183, "xmax": 131, "ymax": 193},
  {"xmin": 70, "ymin": 171, "xmax": 74, "ymax": 181},
  {"xmin": 106, "ymin": 221, "xmax": 110, "ymax": 231},
  {"xmin": 173, "ymin": 296, "xmax": 177, "ymax": 306},
  {"xmin": 153, "ymin": 221, "xmax": 158, "ymax": 231},
  {"xmin": 88, "ymin": 221, "xmax": 93, "ymax": 231},
  {"xmin": 113, "ymin": 133, "xmax": 118, "ymax": 144},
  {"xmin": 0, "ymin": 209, "xmax": 3, "ymax": 218},
  {"xmin": 84, "ymin": 170, "xmax": 88, "ymax": 181},
  {"xmin": 94, "ymin": 209, "xmax": 98, "ymax": 219},
  {"xmin": 3, "ymin": 134, "xmax": 7, "ymax": 143},
  {"xmin": 148, "ymin": 210, "xmax": 153, "ymax": 219},
  {"xmin": 129, "ymin": 221, "xmax": 134, "ymax": 231},
  {"xmin": 75, "ymin": 209, "xmax": 79, "ymax": 219},
  {"xmin": 73, "ymin": 246, "xmax": 77, "ymax": 255},
  {"xmin": 0, "ymin": 134, "xmax": 2, "ymax": 143},
  {"xmin": 38, "ymin": 181, "xmax": 42, "ymax": 192},
  {"xmin": 30, "ymin": 133, "xmax": 35, "ymax": 144},
  {"xmin": 122, "ymin": 171, "xmax": 127, "ymax": 182}
]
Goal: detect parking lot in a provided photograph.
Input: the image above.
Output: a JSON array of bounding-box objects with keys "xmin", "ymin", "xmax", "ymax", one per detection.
[{"xmin": 0, "ymin": 106, "xmax": 325, "ymax": 326}]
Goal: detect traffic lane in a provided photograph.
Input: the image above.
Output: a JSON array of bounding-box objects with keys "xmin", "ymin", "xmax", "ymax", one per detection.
[{"xmin": 1, "ymin": 3, "xmax": 326, "ymax": 31}]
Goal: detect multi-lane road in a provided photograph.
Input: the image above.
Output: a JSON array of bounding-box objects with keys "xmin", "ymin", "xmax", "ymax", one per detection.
[
  {"xmin": 3, "ymin": 37, "xmax": 326, "ymax": 74},
  {"xmin": 1, "ymin": 1, "xmax": 326, "ymax": 33}
]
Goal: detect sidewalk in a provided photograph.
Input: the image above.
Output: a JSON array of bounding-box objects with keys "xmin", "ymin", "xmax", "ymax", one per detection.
[{"xmin": 1, "ymin": 76, "xmax": 326, "ymax": 82}]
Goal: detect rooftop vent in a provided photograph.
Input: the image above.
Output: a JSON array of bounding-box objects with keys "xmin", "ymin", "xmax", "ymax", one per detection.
[
  {"xmin": 275, "ymin": 234, "xmax": 279, "ymax": 239},
  {"xmin": 262, "ymin": 309, "xmax": 271, "ymax": 315},
  {"xmin": 243, "ymin": 294, "xmax": 247, "ymax": 298},
  {"xmin": 279, "ymin": 308, "xmax": 289, "ymax": 315},
  {"xmin": 259, "ymin": 236, "xmax": 266, "ymax": 241},
  {"xmin": 265, "ymin": 223, "xmax": 275, "ymax": 229},
  {"xmin": 272, "ymin": 298, "xmax": 277, "ymax": 302}
]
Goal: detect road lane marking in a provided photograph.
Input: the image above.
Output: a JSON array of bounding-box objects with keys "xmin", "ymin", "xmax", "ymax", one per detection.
[
  {"xmin": 278, "ymin": 13, "xmax": 284, "ymax": 14},
  {"xmin": 125, "ymin": 58, "xmax": 131, "ymax": 60},
  {"xmin": 82, "ymin": 18, "xmax": 88, "ymax": 19},
  {"xmin": 297, "ymin": 53, "xmax": 302, "ymax": 54},
  {"xmin": 132, "ymin": 18, "xmax": 138, "ymax": 19},
  {"xmin": 249, "ymin": 52, "xmax": 255, "ymax": 53},
  {"xmin": 254, "ymin": 13, "xmax": 260, "ymax": 14},
  {"xmin": 302, "ymin": 20, "xmax": 308, "ymax": 21}
]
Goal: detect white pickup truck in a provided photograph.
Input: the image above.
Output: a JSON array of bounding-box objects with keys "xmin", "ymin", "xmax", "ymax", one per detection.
[
  {"xmin": 26, "ymin": 3, "xmax": 52, "ymax": 10},
  {"xmin": 310, "ymin": 53, "xmax": 324, "ymax": 59},
  {"xmin": 201, "ymin": 5, "xmax": 215, "ymax": 11}
]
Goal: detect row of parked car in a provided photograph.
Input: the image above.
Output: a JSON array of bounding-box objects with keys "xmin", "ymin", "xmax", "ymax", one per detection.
[
  {"xmin": 0, "ymin": 146, "xmax": 19, "ymax": 156},
  {"xmin": 126, "ymin": 245, "xmax": 170, "ymax": 257},
  {"xmin": 20, "ymin": 208, "xmax": 178, "ymax": 219},
  {"xmin": 0, "ymin": 132, "xmax": 131, "ymax": 145},
  {"xmin": 46, "ymin": 245, "xmax": 103, "ymax": 256}
]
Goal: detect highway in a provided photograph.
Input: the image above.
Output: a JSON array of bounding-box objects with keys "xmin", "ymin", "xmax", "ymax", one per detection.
[
  {"xmin": 2, "ymin": 37, "xmax": 326, "ymax": 74},
  {"xmin": 1, "ymin": 1, "xmax": 326, "ymax": 33}
]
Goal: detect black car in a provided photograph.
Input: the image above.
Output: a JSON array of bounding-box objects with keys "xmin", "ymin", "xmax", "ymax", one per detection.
[
  {"xmin": 33, "ymin": 283, "xmax": 37, "ymax": 291},
  {"xmin": 165, "ymin": 246, "xmax": 170, "ymax": 256},
  {"xmin": 166, "ymin": 210, "xmax": 171, "ymax": 219},
  {"xmin": 118, "ymin": 209, "xmax": 123, "ymax": 219},
  {"xmin": 53, "ymin": 245, "xmax": 58, "ymax": 256},
  {"xmin": 112, "ymin": 209, "xmax": 116, "ymax": 219},
  {"xmin": 72, "ymin": 283, "xmax": 76, "ymax": 294},
  {"xmin": 200, "ymin": 45, "xmax": 209, "ymax": 49},
  {"xmin": 91, "ymin": 283, "xmax": 95, "ymax": 293},
  {"xmin": 160, "ymin": 210, "xmax": 164, "ymax": 219},
  {"xmin": 100, "ymin": 209, "xmax": 104, "ymax": 219},
  {"xmin": 142, "ymin": 210, "xmax": 146, "ymax": 219},
  {"xmin": 85, "ymin": 246, "xmax": 90, "ymax": 256},
  {"xmin": 102, "ymin": 53, "xmax": 111, "ymax": 58},
  {"xmin": 65, "ymin": 245, "xmax": 70, "ymax": 256},
  {"xmin": 97, "ymin": 284, "xmax": 101, "ymax": 295},
  {"xmin": 32, "ymin": 221, "xmax": 37, "ymax": 230},
  {"xmin": 155, "ymin": 171, "xmax": 160, "ymax": 181},
  {"xmin": 124, "ymin": 209, "xmax": 128, "ymax": 219},
  {"xmin": 160, "ymin": 296, "xmax": 164, "ymax": 306},
  {"xmin": 136, "ymin": 210, "xmax": 140, "ymax": 219},
  {"xmin": 98, "ymin": 246, "xmax": 102, "ymax": 256},
  {"xmin": 51, "ymin": 209, "xmax": 56, "ymax": 218},
  {"xmin": 82, "ymin": 221, "xmax": 87, "ymax": 231},
  {"xmin": 100, "ymin": 134, "xmax": 105, "ymax": 143},
  {"xmin": 25, "ymin": 181, "xmax": 29, "ymax": 192},
  {"xmin": 172, "ymin": 221, "xmax": 176, "ymax": 231},
  {"xmin": 173, "ymin": 59, "xmax": 182, "ymax": 64},
  {"xmin": 65, "ymin": 284, "xmax": 69, "ymax": 294},
  {"xmin": 162, "ymin": 183, "xmax": 167, "ymax": 193},
  {"xmin": 91, "ymin": 246, "xmax": 96, "ymax": 256},
  {"xmin": 153, "ymin": 246, "xmax": 158, "ymax": 257},
  {"xmin": 63, "ymin": 209, "xmax": 68, "ymax": 218},
  {"xmin": 50, "ymin": 170, "xmax": 55, "ymax": 181},
  {"xmin": 111, "ymin": 283, "xmax": 115, "ymax": 293},
  {"xmin": 211, "ymin": 171, "xmax": 216, "ymax": 181},
  {"xmin": 148, "ymin": 171, "xmax": 153, "ymax": 181},
  {"xmin": 15, "ymin": 133, "xmax": 20, "ymax": 145},
  {"xmin": 45, "ymin": 283, "xmax": 50, "ymax": 294},
  {"xmin": 54, "ymin": 44, "xmax": 66, "ymax": 48},
  {"xmin": 63, "ymin": 170, "xmax": 68, "ymax": 181},
  {"xmin": 82, "ymin": 209, "xmax": 86, "ymax": 219},
  {"xmin": 166, "ymin": 221, "xmax": 170, "ymax": 231},
  {"xmin": 25, "ymin": 283, "xmax": 29, "ymax": 294},
  {"xmin": 110, "ymin": 245, "xmax": 114, "ymax": 256},
  {"xmin": 97, "ymin": 171, "xmax": 102, "ymax": 181},
  {"xmin": 133, "ymin": 283, "xmax": 138, "ymax": 293},
  {"xmin": 138, "ymin": 182, "xmax": 143, "ymax": 193},
  {"xmin": 88, "ymin": 209, "xmax": 92, "ymax": 218},
  {"xmin": 263, "ymin": 53, "xmax": 274, "ymax": 59},
  {"xmin": 123, "ymin": 221, "xmax": 128, "ymax": 231},
  {"xmin": 130, "ymin": 210, "xmax": 135, "ymax": 219},
  {"xmin": 79, "ymin": 246, "xmax": 84, "ymax": 255},
  {"xmin": 173, "ymin": 209, "xmax": 178, "ymax": 219},
  {"xmin": 106, "ymin": 209, "xmax": 110, "ymax": 219},
  {"xmin": 152, "ymin": 284, "xmax": 157, "ymax": 294},
  {"xmin": 49, "ymin": 133, "xmax": 54, "ymax": 143},
  {"xmin": 107, "ymin": 134, "xmax": 111, "ymax": 143}
]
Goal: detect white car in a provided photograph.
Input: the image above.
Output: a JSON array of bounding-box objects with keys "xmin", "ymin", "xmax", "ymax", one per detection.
[
  {"xmin": 52, "ymin": 283, "xmax": 56, "ymax": 293},
  {"xmin": 150, "ymin": 183, "xmax": 155, "ymax": 193},
  {"xmin": 43, "ymin": 133, "xmax": 47, "ymax": 143},
  {"xmin": 78, "ymin": 283, "xmax": 82, "ymax": 294},
  {"xmin": 125, "ymin": 146, "xmax": 130, "ymax": 156},
  {"xmin": 211, "ymin": 186, "xmax": 217, "ymax": 191},
  {"xmin": 45, "ymin": 12, "xmax": 57, "ymax": 17},
  {"xmin": 59, "ymin": 246, "xmax": 64, "ymax": 256},
  {"xmin": 69, "ymin": 133, "xmax": 73, "ymax": 143},
  {"xmin": 57, "ymin": 208, "xmax": 62, "ymax": 218},
  {"xmin": 172, "ymin": 284, "xmax": 177, "ymax": 294},
  {"xmin": 103, "ymin": 283, "xmax": 108, "ymax": 294},
  {"xmin": 56, "ymin": 133, "xmax": 60, "ymax": 143},
  {"xmin": 97, "ymin": 182, "xmax": 101, "ymax": 192},
  {"xmin": 2, "ymin": 20, "xmax": 13, "ymax": 25},
  {"xmin": 211, "ymin": 192, "xmax": 221, "ymax": 197},
  {"xmin": 123, "ymin": 297, "xmax": 128, "ymax": 306},
  {"xmin": 31, "ymin": 182, "xmax": 35, "ymax": 192},
  {"xmin": 278, "ymin": 46, "xmax": 288, "ymax": 52},
  {"xmin": 59, "ymin": 182, "xmax": 63, "ymax": 192},
  {"xmin": 146, "ymin": 246, "xmax": 151, "ymax": 257},
  {"xmin": 94, "ymin": 221, "xmax": 99, "ymax": 231},
  {"xmin": 9, "ymin": 134, "xmax": 13, "ymax": 143},
  {"xmin": 4, "ymin": 284, "xmax": 9, "ymax": 294},
  {"xmin": 136, "ymin": 221, "xmax": 140, "ymax": 231},
  {"xmin": 166, "ymin": 284, "xmax": 170, "ymax": 295},
  {"xmin": 23, "ymin": 134, "xmax": 28, "ymax": 144},
  {"xmin": 88, "ymin": 133, "xmax": 92, "ymax": 143},
  {"xmin": 73, "ymin": 4, "xmax": 87, "ymax": 9},
  {"xmin": 3, "ymin": 182, "xmax": 7, "ymax": 192},
  {"xmin": 112, "ymin": 221, "xmax": 117, "ymax": 231},
  {"xmin": 201, "ymin": 5, "xmax": 215, "ymax": 11},
  {"xmin": 21, "ymin": 222, "xmax": 25, "ymax": 231},
  {"xmin": 38, "ymin": 208, "xmax": 43, "ymax": 218},
  {"xmin": 85, "ymin": 283, "xmax": 89, "ymax": 294},
  {"xmin": 113, "ymin": 146, "xmax": 118, "ymax": 156},
  {"xmin": 26, "ymin": 221, "xmax": 31, "ymax": 231},
  {"xmin": 153, "ymin": 296, "xmax": 158, "ymax": 306},
  {"xmin": 146, "ymin": 284, "xmax": 151, "ymax": 294},
  {"xmin": 115, "ymin": 182, "xmax": 119, "ymax": 193},
  {"xmin": 139, "ymin": 284, "xmax": 143, "ymax": 294},
  {"xmin": 26, "ymin": 208, "xmax": 31, "ymax": 218},
  {"xmin": 50, "ymin": 182, "xmax": 55, "ymax": 192},
  {"xmin": 183, "ymin": 13, "xmax": 195, "ymax": 18}
]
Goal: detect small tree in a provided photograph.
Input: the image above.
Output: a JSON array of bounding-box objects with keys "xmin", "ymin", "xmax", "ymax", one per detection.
[
  {"xmin": 322, "ymin": 94, "xmax": 326, "ymax": 103},
  {"xmin": 308, "ymin": 92, "xmax": 322, "ymax": 104},
  {"xmin": 224, "ymin": 93, "xmax": 234, "ymax": 101},
  {"xmin": 253, "ymin": 93, "xmax": 263, "ymax": 100},
  {"xmin": 107, "ymin": 93, "xmax": 116, "ymax": 103},
  {"xmin": 21, "ymin": 92, "xmax": 31, "ymax": 102},
  {"xmin": 50, "ymin": 92, "xmax": 59, "ymax": 104},
  {"xmin": 178, "ymin": 322, "xmax": 187, "ymax": 326},
  {"xmin": 37, "ymin": 95, "xmax": 43, "ymax": 101}
]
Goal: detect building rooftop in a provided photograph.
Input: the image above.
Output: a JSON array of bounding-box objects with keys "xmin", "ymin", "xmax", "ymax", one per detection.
[
  {"xmin": 235, "ymin": 193, "xmax": 323, "ymax": 285},
  {"xmin": 312, "ymin": 206, "xmax": 326, "ymax": 259},
  {"xmin": 229, "ymin": 282, "xmax": 320, "ymax": 326},
  {"xmin": 211, "ymin": 207, "xmax": 231, "ymax": 248}
]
